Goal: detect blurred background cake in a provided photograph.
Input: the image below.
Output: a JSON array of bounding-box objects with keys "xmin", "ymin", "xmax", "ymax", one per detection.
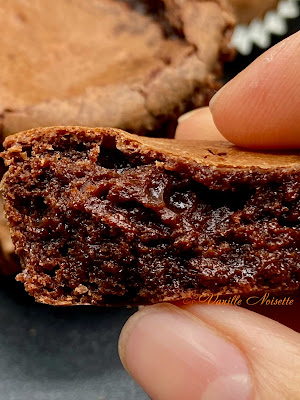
[{"xmin": 229, "ymin": 0, "xmax": 279, "ymax": 24}]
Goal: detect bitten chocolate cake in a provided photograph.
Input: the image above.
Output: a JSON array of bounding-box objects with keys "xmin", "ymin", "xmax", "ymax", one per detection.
[
  {"xmin": 0, "ymin": 0, "xmax": 234, "ymax": 139},
  {"xmin": 1, "ymin": 127, "xmax": 299, "ymax": 305}
]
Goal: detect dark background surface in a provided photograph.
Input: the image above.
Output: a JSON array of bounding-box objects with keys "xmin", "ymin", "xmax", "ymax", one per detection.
[
  {"xmin": 0, "ymin": 276, "xmax": 146, "ymax": 400},
  {"xmin": 1, "ymin": 11, "xmax": 299, "ymax": 400}
]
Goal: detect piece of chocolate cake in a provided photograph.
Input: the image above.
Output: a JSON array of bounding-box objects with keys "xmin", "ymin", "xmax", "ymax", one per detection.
[
  {"xmin": 0, "ymin": 0, "xmax": 234, "ymax": 139},
  {"xmin": 0, "ymin": 197, "xmax": 21, "ymax": 275},
  {"xmin": 1, "ymin": 127, "xmax": 299, "ymax": 305}
]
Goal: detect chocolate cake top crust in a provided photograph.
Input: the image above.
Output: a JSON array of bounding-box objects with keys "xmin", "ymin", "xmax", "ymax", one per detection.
[
  {"xmin": 0, "ymin": 0, "xmax": 234, "ymax": 138},
  {"xmin": 228, "ymin": 0, "xmax": 279, "ymax": 24},
  {"xmin": 3, "ymin": 126, "xmax": 300, "ymax": 169},
  {"xmin": 1, "ymin": 127, "xmax": 299, "ymax": 306}
]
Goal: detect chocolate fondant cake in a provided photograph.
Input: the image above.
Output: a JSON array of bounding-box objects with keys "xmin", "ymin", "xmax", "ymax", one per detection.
[
  {"xmin": 1, "ymin": 127, "xmax": 299, "ymax": 305},
  {"xmin": 228, "ymin": 0, "xmax": 279, "ymax": 24},
  {"xmin": 0, "ymin": 197, "xmax": 21, "ymax": 275},
  {"xmin": 0, "ymin": 0, "xmax": 234, "ymax": 139}
]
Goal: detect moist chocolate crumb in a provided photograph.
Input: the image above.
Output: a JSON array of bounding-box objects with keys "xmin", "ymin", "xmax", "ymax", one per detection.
[
  {"xmin": 1, "ymin": 127, "xmax": 299, "ymax": 305},
  {"xmin": 0, "ymin": 196, "xmax": 21, "ymax": 275}
]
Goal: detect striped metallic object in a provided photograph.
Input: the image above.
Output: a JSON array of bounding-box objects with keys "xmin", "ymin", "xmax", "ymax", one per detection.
[{"xmin": 231, "ymin": 0, "xmax": 300, "ymax": 55}]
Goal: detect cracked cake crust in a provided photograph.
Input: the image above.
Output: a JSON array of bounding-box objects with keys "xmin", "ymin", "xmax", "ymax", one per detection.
[
  {"xmin": 1, "ymin": 127, "xmax": 299, "ymax": 306},
  {"xmin": 0, "ymin": 0, "xmax": 234, "ymax": 139}
]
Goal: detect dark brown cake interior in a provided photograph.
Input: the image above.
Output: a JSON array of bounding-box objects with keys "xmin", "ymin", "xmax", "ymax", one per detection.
[{"xmin": 2, "ymin": 128, "xmax": 299, "ymax": 305}]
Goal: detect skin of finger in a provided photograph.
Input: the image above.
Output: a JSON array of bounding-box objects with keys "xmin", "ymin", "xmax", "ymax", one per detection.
[
  {"xmin": 181, "ymin": 304, "xmax": 300, "ymax": 400},
  {"xmin": 119, "ymin": 303, "xmax": 253, "ymax": 400},
  {"xmin": 210, "ymin": 32, "xmax": 300, "ymax": 149},
  {"xmin": 175, "ymin": 294, "xmax": 300, "ymax": 332},
  {"xmin": 175, "ymin": 107, "xmax": 227, "ymax": 141}
]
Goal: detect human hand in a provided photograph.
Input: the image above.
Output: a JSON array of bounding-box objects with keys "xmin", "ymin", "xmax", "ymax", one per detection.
[
  {"xmin": 176, "ymin": 31, "xmax": 300, "ymax": 149},
  {"xmin": 118, "ymin": 32, "xmax": 300, "ymax": 400}
]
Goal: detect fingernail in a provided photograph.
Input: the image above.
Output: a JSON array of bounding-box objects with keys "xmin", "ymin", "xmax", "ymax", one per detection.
[
  {"xmin": 178, "ymin": 109, "xmax": 202, "ymax": 124},
  {"xmin": 119, "ymin": 304, "xmax": 252, "ymax": 400}
]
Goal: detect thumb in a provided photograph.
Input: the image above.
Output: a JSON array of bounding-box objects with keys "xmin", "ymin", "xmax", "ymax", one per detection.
[
  {"xmin": 209, "ymin": 31, "xmax": 300, "ymax": 149},
  {"xmin": 118, "ymin": 303, "xmax": 300, "ymax": 400}
]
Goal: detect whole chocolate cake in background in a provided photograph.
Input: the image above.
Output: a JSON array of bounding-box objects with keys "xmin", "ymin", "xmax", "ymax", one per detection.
[
  {"xmin": 228, "ymin": 0, "xmax": 279, "ymax": 24},
  {"xmin": 0, "ymin": 0, "xmax": 234, "ymax": 139}
]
